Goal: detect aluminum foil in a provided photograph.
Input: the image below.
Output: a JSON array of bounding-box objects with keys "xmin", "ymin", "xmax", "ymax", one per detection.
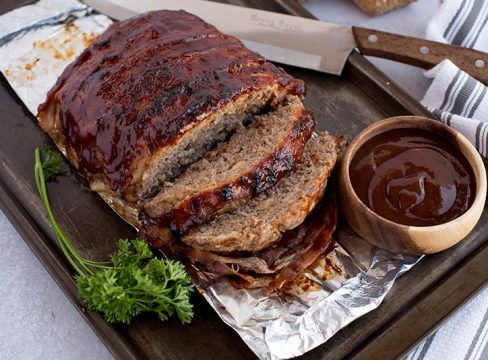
[
  {"xmin": 0, "ymin": 0, "xmax": 112, "ymax": 114},
  {"xmin": 0, "ymin": 2, "xmax": 421, "ymax": 359},
  {"xmin": 201, "ymin": 226, "xmax": 419, "ymax": 359}
]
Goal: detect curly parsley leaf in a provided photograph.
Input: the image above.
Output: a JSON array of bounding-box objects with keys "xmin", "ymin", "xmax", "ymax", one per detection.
[
  {"xmin": 76, "ymin": 240, "xmax": 194, "ymax": 324},
  {"xmin": 40, "ymin": 145, "xmax": 65, "ymax": 181},
  {"xmin": 34, "ymin": 147, "xmax": 194, "ymax": 325}
]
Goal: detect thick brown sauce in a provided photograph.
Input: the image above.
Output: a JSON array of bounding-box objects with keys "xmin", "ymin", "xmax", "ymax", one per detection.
[{"xmin": 350, "ymin": 128, "xmax": 475, "ymax": 226}]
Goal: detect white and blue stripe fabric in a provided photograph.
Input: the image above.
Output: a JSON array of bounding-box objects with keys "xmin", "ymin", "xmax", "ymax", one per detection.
[
  {"xmin": 421, "ymin": 0, "xmax": 488, "ymax": 157},
  {"xmin": 404, "ymin": 286, "xmax": 488, "ymax": 360},
  {"xmin": 406, "ymin": 0, "xmax": 488, "ymax": 359},
  {"xmin": 425, "ymin": 0, "xmax": 488, "ymax": 50}
]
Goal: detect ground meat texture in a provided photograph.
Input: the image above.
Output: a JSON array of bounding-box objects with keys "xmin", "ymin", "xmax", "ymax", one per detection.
[{"xmin": 180, "ymin": 132, "xmax": 343, "ymax": 253}]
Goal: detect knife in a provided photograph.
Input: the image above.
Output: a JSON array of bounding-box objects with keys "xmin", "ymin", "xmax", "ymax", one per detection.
[{"xmin": 83, "ymin": 0, "xmax": 488, "ymax": 85}]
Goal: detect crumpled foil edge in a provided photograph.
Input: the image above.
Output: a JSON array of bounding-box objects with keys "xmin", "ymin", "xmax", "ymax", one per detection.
[{"xmin": 201, "ymin": 228, "xmax": 420, "ymax": 359}]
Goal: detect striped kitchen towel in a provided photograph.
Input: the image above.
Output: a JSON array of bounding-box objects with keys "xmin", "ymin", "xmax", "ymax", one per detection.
[
  {"xmin": 421, "ymin": 0, "xmax": 488, "ymax": 157},
  {"xmin": 404, "ymin": 285, "xmax": 488, "ymax": 360},
  {"xmin": 406, "ymin": 0, "xmax": 488, "ymax": 359}
]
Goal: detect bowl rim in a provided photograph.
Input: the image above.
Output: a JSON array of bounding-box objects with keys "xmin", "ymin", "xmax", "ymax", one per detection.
[{"xmin": 340, "ymin": 115, "xmax": 487, "ymax": 232}]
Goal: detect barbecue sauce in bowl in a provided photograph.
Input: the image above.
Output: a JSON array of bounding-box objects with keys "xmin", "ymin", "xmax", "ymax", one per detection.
[{"xmin": 349, "ymin": 128, "xmax": 476, "ymax": 227}]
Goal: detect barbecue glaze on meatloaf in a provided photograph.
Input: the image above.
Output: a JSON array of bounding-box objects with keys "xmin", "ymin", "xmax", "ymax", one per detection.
[{"xmin": 37, "ymin": 10, "xmax": 305, "ymax": 217}]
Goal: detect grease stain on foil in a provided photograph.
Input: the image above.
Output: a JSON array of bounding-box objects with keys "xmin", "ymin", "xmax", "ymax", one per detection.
[{"xmin": 0, "ymin": 4, "xmax": 111, "ymax": 114}]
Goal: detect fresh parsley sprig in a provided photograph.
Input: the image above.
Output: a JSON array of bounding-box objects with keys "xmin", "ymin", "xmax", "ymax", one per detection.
[
  {"xmin": 40, "ymin": 145, "xmax": 65, "ymax": 181},
  {"xmin": 34, "ymin": 146, "xmax": 194, "ymax": 324}
]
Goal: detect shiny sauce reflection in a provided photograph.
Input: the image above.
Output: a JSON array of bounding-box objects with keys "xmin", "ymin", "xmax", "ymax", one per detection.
[{"xmin": 350, "ymin": 128, "xmax": 475, "ymax": 226}]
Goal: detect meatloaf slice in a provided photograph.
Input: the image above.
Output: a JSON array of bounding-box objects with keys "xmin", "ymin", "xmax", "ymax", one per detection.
[
  {"xmin": 37, "ymin": 10, "xmax": 304, "ymax": 211},
  {"xmin": 181, "ymin": 132, "xmax": 343, "ymax": 253},
  {"xmin": 142, "ymin": 96, "xmax": 314, "ymax": 234}
]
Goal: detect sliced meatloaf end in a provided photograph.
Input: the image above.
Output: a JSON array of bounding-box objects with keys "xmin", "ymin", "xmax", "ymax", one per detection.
[
  {"xmin": 37, "ymin": 10, "xmax": 305, "ymax": 209},
  {"xmin": 180, "ymin": 132, "xmax": 343, "ymax": 253},
  {"xmin": 142, "ymin": 95, "xmax": 314, "ymax": 234}
]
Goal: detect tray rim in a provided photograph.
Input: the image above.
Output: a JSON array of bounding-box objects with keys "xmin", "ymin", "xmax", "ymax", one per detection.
[{"xmin": 0, "ymin": 1, "xmax": 487, "ymax": 359}]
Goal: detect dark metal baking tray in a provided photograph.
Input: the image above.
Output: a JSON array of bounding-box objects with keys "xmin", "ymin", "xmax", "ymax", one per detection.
[{"xmin": 1, "ymin": 0, "xmax": 487, "ymax": 359}]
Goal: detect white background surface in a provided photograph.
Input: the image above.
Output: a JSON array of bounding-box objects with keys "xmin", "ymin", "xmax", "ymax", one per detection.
[{"xmin": 0, "ymin": 0, "xmax": 487, "ymax": 359}]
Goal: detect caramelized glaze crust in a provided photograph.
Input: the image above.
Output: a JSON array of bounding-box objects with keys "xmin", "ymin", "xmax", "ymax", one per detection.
[{"xmin": 38, "ymin": 10, "xmax": 304, "ymax": 195}]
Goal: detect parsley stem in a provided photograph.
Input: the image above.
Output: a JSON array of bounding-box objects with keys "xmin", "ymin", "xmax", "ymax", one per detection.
[
  {"xmin": 35, "ymin": 148, "xmax": 110, "ymax": 276},
  {"xmin": 35, "ymin": 150, "xmax": 85, "ymax": 276}
]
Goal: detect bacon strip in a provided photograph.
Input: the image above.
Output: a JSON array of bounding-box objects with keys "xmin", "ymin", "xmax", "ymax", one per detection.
[
  {"xmin": 144, "ymin": 191, "xmax": 338, "ymax": 292},
  {"xmin": 267, "ymin": 194, "xmax": 337, "ymax": 293}
]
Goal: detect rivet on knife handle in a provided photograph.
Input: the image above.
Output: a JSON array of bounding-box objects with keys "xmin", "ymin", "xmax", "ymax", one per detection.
[{"xmin": 352, "ymin": 26, "xmax": 488, "ymax": 85}]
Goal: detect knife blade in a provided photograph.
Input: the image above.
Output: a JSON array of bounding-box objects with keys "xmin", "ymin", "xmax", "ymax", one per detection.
[
  {"xmin": 83, "ymin": 0, "xmax": 488, "ymax": 85},
  {"xmin": 83, "ymin": 0, "xmax": 356, "ymax": 75}
]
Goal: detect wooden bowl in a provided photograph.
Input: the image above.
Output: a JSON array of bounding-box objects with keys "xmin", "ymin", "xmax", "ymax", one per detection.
[{"xmin": 339, "ymin": 116, "xmax": 487, "ymax": 254}]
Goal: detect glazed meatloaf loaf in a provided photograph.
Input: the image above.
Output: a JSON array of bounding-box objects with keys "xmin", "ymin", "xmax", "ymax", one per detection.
[
  {"xmin": 38, "ymin": 9, "xmax": 343, "ymax": 291},
  {"xmin": 37, "ymin": 10, "xmax": 305, "ymax": 225}
]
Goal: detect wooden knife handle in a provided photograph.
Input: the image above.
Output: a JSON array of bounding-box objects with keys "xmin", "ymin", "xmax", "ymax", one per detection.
[{"xmin": 352, "ymin": 26, "xmax": 488, "ymax": 85}]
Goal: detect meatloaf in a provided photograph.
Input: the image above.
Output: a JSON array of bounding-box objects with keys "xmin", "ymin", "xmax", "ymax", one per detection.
[
  {"xmin": 37, "ymin": 10, "xmax": 305, "ymax": 218},
  {"xmin": 160, "ymin": 189, "xmax": 338, "ymax": 293},
  {"xmin": 38, "ymin": 9, "xmax": 343, "ymax": 291}
]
